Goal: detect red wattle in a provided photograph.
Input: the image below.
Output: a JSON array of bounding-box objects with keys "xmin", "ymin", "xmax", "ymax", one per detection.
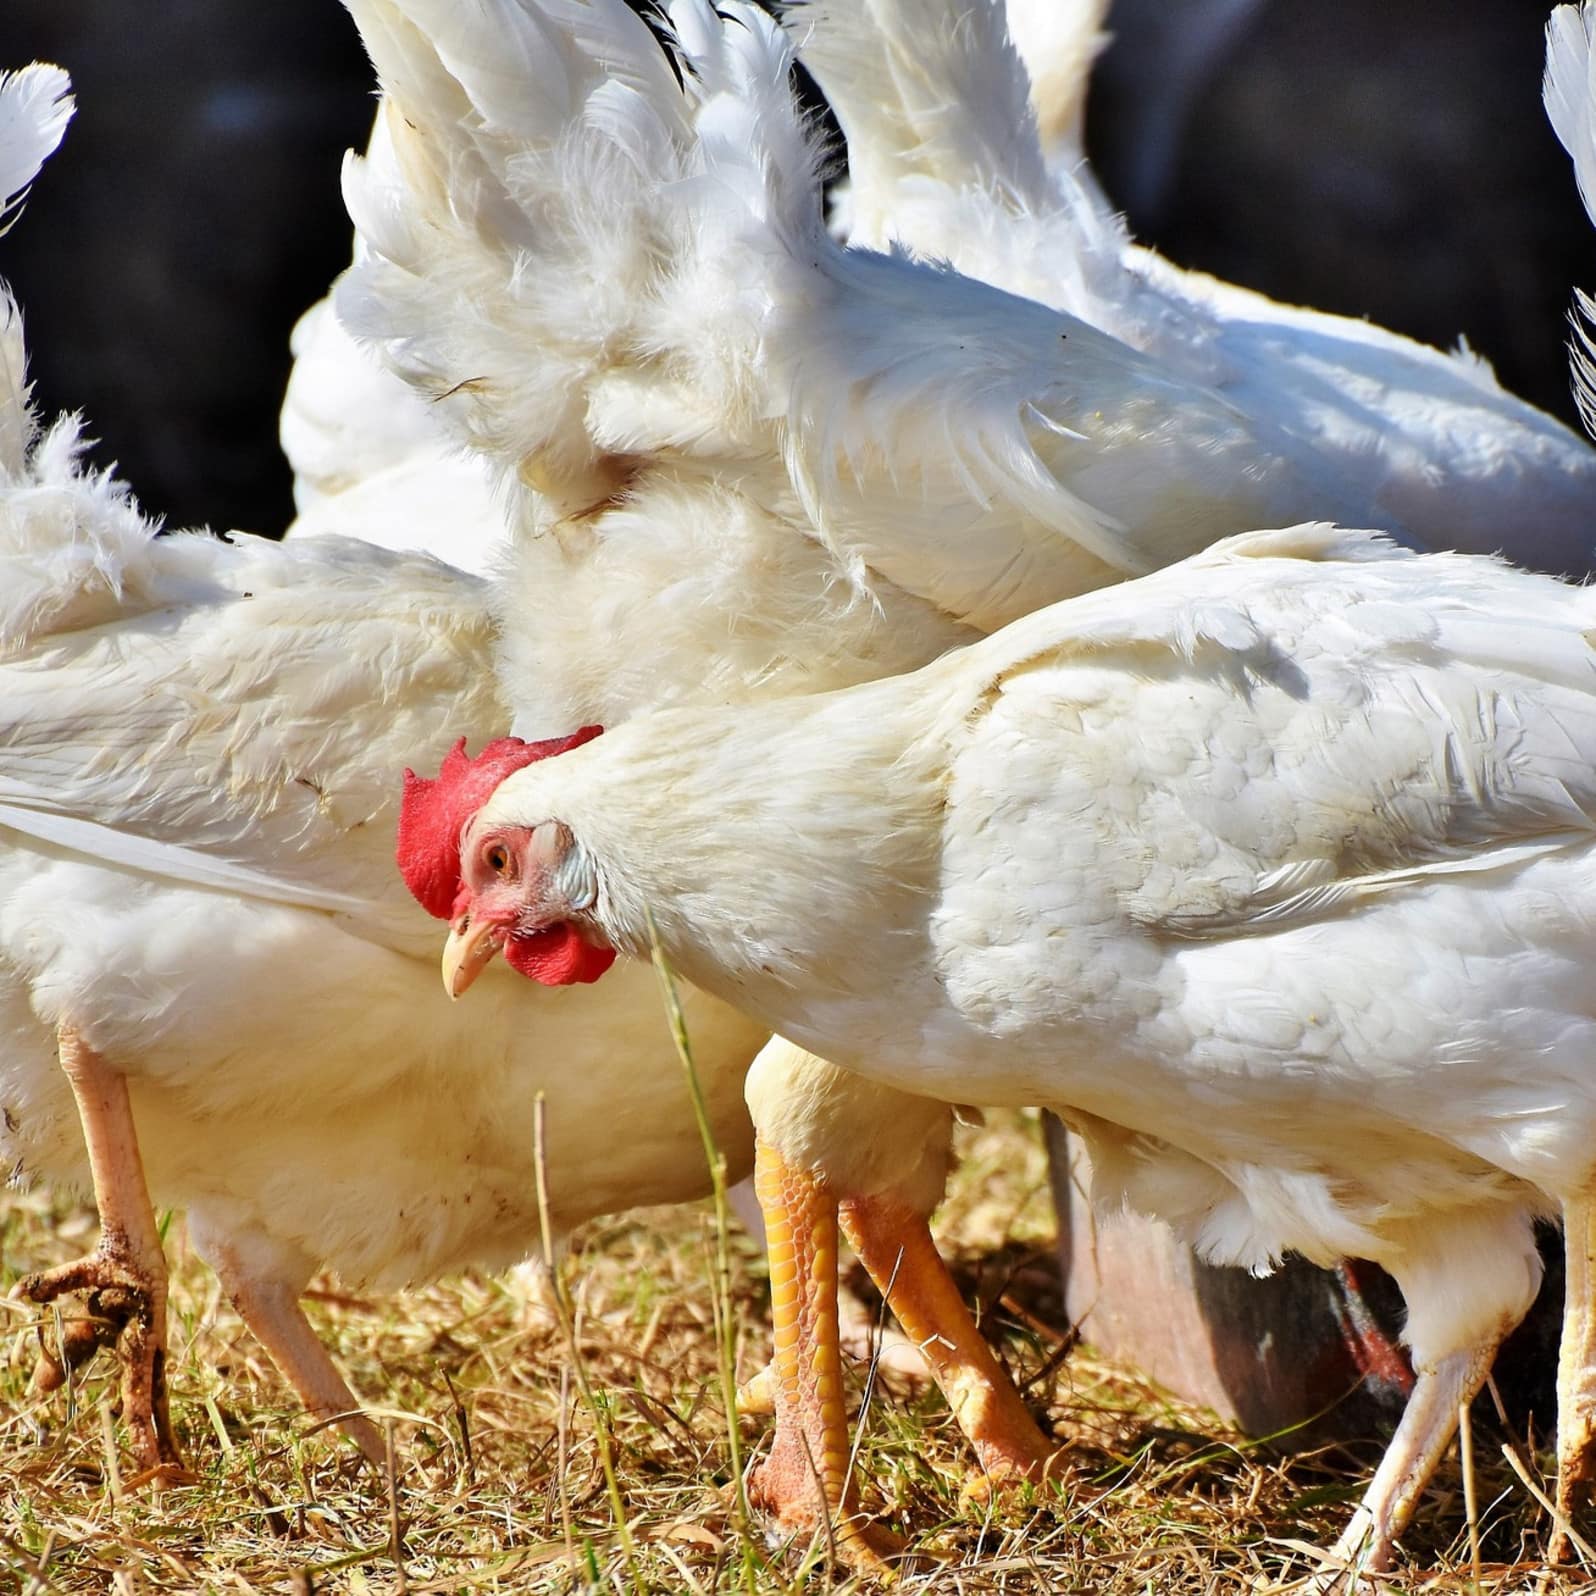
[{"xmin": 505, "ymin": 923, "xmax": 617, "ymax": 986}]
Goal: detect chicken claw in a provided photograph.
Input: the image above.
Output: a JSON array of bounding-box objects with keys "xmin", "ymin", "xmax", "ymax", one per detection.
[
  {"xmin": 16, "ymin": 1247, "xmax": 180, "ymax": 1470},
  {"xmin": 13, "ymin": 1025, "xmax": 183, "ymax": 1474}
]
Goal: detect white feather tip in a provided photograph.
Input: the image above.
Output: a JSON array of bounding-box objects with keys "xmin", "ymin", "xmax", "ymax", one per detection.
[
  {"xmin": 0, "ymin": 64, "xmax": 73, "ymax": 236},
  {"xmin": 1546, "ymin": 5, "xmax": 1596, "ymax": 223}
]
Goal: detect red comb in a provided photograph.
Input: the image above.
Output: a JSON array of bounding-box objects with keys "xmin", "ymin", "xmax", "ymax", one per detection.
[{"xmin": 396, "ymin": 727, "xmax": 604, "ymax": 920}]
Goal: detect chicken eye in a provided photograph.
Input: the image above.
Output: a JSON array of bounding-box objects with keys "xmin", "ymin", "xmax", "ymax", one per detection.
[{"xmin": 486, "ymin": 844, "xmax": 509, "ymax": 875}]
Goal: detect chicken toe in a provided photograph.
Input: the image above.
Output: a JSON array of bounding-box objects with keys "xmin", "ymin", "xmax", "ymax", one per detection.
[
  {"xmin": 17, "ymin": 1243, "xmax": 179, "ymax": 1471},
  {"xmin": 13, "ymin": 1024, "xmax": 181, "ymax": 1473},
  {"xmin": 735, "ymin": 1360, "xmax": 776, "ymax": 1416},
  {"xmin": 26, "ymin": 1297, "xmax": 123, "ymax": 1394},
  {"xmin": 1315, "ymin": 1338, "xmax": 1500, "ymax": 1586}
]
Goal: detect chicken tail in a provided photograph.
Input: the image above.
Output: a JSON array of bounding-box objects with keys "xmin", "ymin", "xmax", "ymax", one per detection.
[
  {"xmin": 0, "ymin": 64, "xmax": 73, "ymax": 479},
  {"xmin": 0, "ymin": 63, "xmax": 73, "ymax": 240},
  {"xmin": 0, "ymin": 64, "xmax": 171, "ymax": 657},
  {"xmin": 337, "ymin": 0, "xmax": 825, "ymax": 523},
  {"xmin": 788, "ymin": 0, "xmax": 1053, "ymax": 231},
  {"xmin": 1544, "ymin": 3, "xmax": 1596, "ymax": 439}
]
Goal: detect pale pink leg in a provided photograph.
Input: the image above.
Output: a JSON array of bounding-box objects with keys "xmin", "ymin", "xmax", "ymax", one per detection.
[
  {"xmin": 1552, "ymin": 1192, "xmax": 1596, "ymax": 1566},
  {"xmin": 1320, "ymin": 1339, "xmax": 1499, "ymax": 1585},
  {"xmin": 206, "ymin": 1239, "xmax": 383, "ymax": 1467},
  {"xmin": 14, "ymin": 1024, "xmax": 181, "ymax": 1473}
]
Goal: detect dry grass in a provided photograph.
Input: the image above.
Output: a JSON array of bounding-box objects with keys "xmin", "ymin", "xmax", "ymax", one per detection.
[{"xmin": 0, "ymin": 1112, "xmax": 1589, "ymax": 1594}]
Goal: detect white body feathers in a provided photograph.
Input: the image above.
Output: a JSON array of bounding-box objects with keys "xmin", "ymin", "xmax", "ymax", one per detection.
[{"xmin": 483, "ymin": 525, "xmax": 1596, "ymax": 1370}]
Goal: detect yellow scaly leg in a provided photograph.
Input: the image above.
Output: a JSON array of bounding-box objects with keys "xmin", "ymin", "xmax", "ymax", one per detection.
[
  {"xmin": 841, "ymin": 1194, "xmax": 1064, "ymax": 1495},
  {"xmin": 745, "ymin": 1136, "xmax": 898, "ymax": 1570}
]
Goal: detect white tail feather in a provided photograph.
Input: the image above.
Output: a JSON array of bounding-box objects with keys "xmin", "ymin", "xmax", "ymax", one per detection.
[
  {"xmin": 1002, "ymin": 0, "xmax": 1110, "ymax": 172},
  {"xmin": 0, "ymin": 66, "xmax": 72, "ymax": 479},
  {"xmin": 339, "ymin": 0, "xmax": 823, "ymax": 518},
  {"xmin": 788, "ymin": 0, "xmax": 1051, "ymax": 235},
  {"xmin": 335, "ymin": 0, "xmax": 1390, "ymax": 627},
  {"xmin": 1546, "ymin": 4, "xmax": 1596, "ymax": 439},
  {"xmin": 1547, "ymin": 3, "xmax": 1596, "ymax": 226},
  {"xmin": 0, "ymin": 64, "xmax": 72, "ymax": 235}
]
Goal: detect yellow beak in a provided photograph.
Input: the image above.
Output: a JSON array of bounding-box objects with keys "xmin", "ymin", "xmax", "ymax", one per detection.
[{"xmin": 441, "ymin": 915, "xmax": 504, "ymax": 999}]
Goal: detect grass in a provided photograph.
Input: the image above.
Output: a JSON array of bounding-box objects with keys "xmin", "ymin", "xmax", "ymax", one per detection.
[{"xmin": 1, "ymin": 1114, "xmax": 1591, "ymax": 1593}]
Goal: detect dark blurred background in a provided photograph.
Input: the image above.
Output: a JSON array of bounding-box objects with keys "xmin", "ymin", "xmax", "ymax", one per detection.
[
  {"xmin": 3, "ymin": 0, "xmax": 1593, "ymax": 536},
  {"xmin": 2, "ymin": 2, "xmax": 373, "ymax": 533}
]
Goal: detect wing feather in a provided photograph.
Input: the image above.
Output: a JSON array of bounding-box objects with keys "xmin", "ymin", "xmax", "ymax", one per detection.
[
  {"xmin": 949, "ymin": 530, "xmax": 1596, "ymax": 941},
  {"xmin": 338, "ymin": 0, "xmax": 1373, "ymax": 631}
]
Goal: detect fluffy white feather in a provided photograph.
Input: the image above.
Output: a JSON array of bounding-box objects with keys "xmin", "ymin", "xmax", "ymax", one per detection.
[
  {"xmin": 337, "ymin": 0, "xmax": 1434, "ymax": 748},
  {"xmin": 796, "ymin": 0, "xmax": 1596, "ymax": 576},
  {"xmin": 791, "ymin": 0, "xmax": 1056, "ymax": 239}
]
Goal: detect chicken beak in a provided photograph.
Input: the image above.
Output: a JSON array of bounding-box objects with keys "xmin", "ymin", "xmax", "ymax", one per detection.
[{"xmin": 442, "ymin": 913, "xmax": 504, "ymax": 999}]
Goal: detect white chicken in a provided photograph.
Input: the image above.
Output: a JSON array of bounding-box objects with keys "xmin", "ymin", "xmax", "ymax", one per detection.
[
  {"xmin": 333, "ymin": 1, "xmax": 1454, "ymax": 751},
  {"xmin": 0, "ymin": 106, "xmax": 765, "ymax": 1473},
  {"xmin": 0, "ymin": 404, "xmax": 765, "ymax": 1472},
  {"xmin": 338, "ymin": 0, "xmax": 1596, "ymax": 1551},
  {"xmin": 792, "ymin": 0, "xmax": 1596, "ymax": 577},
  {"xmin": 337, "ymin": 0, "xmax": 1596, "ymax": 741},
  {"xmin": 439, "ymin": 522, "xmax": 1596, "ymax": 1576}
]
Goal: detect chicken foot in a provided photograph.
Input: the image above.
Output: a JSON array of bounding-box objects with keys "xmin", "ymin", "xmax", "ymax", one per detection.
[
  {"xmin": 840, "ymin": 1192, "xmax": 1063, "ymax": 1496},
  {"xmin": 1313, "ymin": 1337, "xmax": 1500, "ymax": 1587},
  {"xmin": 744, "ymin": 1137, "xmax": 898, "ymax": 1570},
  {"xmin": 13, "ymin": 1024, "xmax": 182, "ymax": 1474},
  {"xmin": 745, "ymin": 1132, "xmax": 1063, "ymax": 1569},
  {"xmin": 1552, "ymin": 1190, "xmax": 1596, "ymax": 1567},
  {"xmin": 204, "ymin": 1239, "xmax": 385, "ymax": 1468}
]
